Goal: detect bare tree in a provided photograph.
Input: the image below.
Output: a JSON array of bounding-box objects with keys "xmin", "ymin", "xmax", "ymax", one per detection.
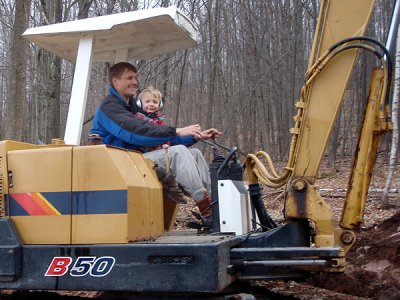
[
  {"xmin": 1, "ymin": 0, "xmax": 31, "ymax": 141},
  {"xmin": 78, "ymin": 0, "xmax": 94, "ymax": 19},
  {"xmin": 381, "ymin": 22, "xmax": 400, "ymax": 208},
  {"xmin": 31, "ymin": 0, "xmax": 63, "ymax": 143}
]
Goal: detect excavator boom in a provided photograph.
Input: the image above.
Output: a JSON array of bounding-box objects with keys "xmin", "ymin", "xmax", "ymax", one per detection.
[{"xmin": 245, "ymin": 0, "xmax": 394, "ymax": 256}]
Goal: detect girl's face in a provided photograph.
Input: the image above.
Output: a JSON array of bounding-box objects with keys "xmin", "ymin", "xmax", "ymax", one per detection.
[{"xmin": 140, "ymin": 91, "xmax": 161, "ymax": 113}]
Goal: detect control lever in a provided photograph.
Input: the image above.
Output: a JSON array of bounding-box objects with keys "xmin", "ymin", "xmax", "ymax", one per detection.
[{"xmin": 217, "ymin": 147, "xmax": 238, "ymax": 178}]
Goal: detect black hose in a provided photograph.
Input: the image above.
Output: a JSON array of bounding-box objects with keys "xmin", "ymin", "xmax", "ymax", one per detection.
[{"xmin": 327, "ymin": 36, "xmax": 392, "ymax": 106}]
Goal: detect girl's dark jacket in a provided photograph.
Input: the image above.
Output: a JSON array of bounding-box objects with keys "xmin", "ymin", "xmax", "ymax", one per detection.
[{"xmin": 91, "ymin": 87, "xmax": 196, "ymax": 151}]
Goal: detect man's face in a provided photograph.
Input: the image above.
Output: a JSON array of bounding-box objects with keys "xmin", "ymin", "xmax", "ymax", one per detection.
[{"xmin": 112, "ymin": 69, "xmax": 138, "ymax": 102}]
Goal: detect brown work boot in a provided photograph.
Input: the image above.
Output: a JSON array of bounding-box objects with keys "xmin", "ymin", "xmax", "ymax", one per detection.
[
  {"xmin": 162, "ymin": 177, "xmax": 188, "ymax": 204},
  {"xmin": 187, "ymin": 192, "xmax": 214, "ymax": 232},
  {"xmin": 196, "ymin": 191, "xmax": 213, "ymax": 219}
]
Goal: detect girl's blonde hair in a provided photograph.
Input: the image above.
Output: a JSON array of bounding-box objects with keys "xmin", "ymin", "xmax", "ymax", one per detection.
[{"xmin": 138, "ymin": 86, "xmax": 162, "ymax": 102}]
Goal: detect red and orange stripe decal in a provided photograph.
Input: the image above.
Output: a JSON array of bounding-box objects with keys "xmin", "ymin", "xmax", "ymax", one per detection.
[{"xmin": 11, "ymin": 192, "xmax": 61, "ymax": 216}]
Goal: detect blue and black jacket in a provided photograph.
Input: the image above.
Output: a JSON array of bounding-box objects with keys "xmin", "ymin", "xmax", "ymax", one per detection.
[{"xmin": 91, "ymin": 87, "xmax": 196, "ymax": 151}]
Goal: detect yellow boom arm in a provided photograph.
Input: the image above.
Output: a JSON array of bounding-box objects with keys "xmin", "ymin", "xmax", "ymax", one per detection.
[{"xmin": 245, "ymin": 0, "xmax": 393, "ymax": 259}]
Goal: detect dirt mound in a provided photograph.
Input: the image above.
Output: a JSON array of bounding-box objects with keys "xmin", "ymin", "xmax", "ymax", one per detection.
[{"xmin": 310, "ymin": 211, "xmax": 400, "ymax": 299}]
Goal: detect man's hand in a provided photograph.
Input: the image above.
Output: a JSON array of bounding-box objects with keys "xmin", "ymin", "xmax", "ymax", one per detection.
[
  {"xmin": 176, "ymin": 125, "xmax": 222, "ymax": 141},
  {"xmin": 200, "ymin": 128, "xmax": 223, "ymax": 140},
  {"xmin": 176, "ymin": 124, "xmax": 203, "ymax": 140}
]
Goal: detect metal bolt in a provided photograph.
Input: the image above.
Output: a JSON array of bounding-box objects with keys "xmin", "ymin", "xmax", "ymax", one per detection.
[
  {"xmin": 341, "ymin": 231, "xmax": 355, "ymax": 244},
  {"xmin": 292, "ymin": 178, "xmax": 307, "ymax": 191}
]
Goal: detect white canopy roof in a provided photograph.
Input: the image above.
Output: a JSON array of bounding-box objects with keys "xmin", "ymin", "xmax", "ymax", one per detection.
[{"xmin": 22, "ymin": 6, "xmax": 199, "ymax": 62}]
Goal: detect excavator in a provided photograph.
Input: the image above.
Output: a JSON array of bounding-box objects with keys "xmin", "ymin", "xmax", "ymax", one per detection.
[{"xmin": 0, "ymin": 0, "xmax": 397, "ymax": 296}]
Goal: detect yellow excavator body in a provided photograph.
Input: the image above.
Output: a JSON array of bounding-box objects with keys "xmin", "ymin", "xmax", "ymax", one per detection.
[{"xmin": 1, "ymin": 141, "xmax": 164, "ymax": 244}]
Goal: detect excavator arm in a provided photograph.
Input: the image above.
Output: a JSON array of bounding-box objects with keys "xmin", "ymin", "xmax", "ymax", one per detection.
[{"xmin": 245, "ymin": 0, "xmax": 393, "ymax": 258}]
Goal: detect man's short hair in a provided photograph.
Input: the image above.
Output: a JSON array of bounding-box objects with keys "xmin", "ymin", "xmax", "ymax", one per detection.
[{"xmin": 109, "ymin": 62, "xmax": 138, "ymax": 85}]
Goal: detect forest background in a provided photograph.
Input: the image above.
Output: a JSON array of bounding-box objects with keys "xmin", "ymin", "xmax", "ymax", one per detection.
[{"xmin": 0, "ymin": 0, "xmax": 397, "ymax": 169}]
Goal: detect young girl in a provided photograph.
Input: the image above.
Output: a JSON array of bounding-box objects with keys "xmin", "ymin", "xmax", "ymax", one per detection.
[
  {"xmin": 134, "ymin": 86, "xmax": 191, "ymax": 205},
  {"xmin": 134, "ymin": 86, "xmax": 168, "ymax": 150},
  {"xmin": 135, "ymin": 86, "xmax": 166, "ymax": 124}
]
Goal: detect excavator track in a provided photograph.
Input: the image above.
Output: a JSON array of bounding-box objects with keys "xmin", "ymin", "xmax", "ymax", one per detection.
[{"xmin": 0, "ymin": 286, "xmax": 297, "ymax": 300}]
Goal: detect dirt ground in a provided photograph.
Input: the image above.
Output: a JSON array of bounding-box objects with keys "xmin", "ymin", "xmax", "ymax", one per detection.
[
  {"xmin": 311, "ymin": 159, "xmax": 399, "ymax": 300},
  {"xmin": 309, "ymin": 211, "xmax": 400, "ymax": 299},
  {"xmin": 257, "ymin": 211, "xmax": 400, "ymax": 300}
]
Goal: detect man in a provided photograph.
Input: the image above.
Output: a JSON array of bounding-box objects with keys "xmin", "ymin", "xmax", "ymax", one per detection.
[{"xmin": 91, "ymin": 62, "xmax": 222, "ymax": 225}]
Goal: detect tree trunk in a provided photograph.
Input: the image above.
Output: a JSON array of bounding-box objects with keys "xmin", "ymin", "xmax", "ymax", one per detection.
[
  {"xmin": 205, "ymin": 0, "xmax": 220, "ymax": 131},
  {"xmin": 48, "ymin": 0, "xmax": 62, "ymax": 141},
  {"xmin": 78, "ymin": 0, "xmax": 93, "ymax": 19},
  {"xmin": 1, "ymin": 0, "xmax": 31, "ymax": 141},
  {"xmin": 33, "ymin": 0, "xmax": 62, "ymax": 144},
  {"xmin": 381, "ymin": 22, "xmax": 400, "ymax": 208}
]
